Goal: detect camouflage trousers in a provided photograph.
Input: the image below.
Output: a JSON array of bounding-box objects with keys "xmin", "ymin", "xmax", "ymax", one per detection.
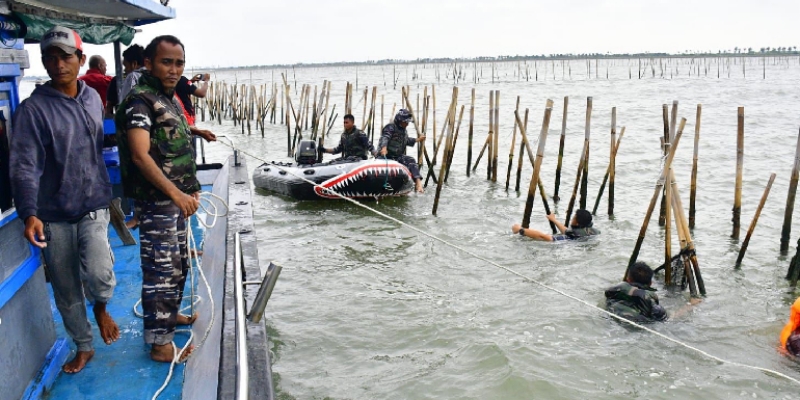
[
  {"xmin": 135, "ymin": 199, "xmax": 189, "ymax": 345},
  {"xmin": 391, "ymin": 155, "xmax": 422, "ymax": 180}
]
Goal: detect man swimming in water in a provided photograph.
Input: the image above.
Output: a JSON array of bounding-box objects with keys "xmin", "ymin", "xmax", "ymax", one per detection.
[
  {"xmin": 511, "ymin": 209, "xmax": 599, "ymax": 241},
  {"xmin": 605, "ymin": 262, "xmax": 701, "ymax": 323}
]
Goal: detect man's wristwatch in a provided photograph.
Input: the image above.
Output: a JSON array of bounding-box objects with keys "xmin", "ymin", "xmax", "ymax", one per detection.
[{"xmin": 518, "ymin": 228, "xmax": 525, "ymax": 236}]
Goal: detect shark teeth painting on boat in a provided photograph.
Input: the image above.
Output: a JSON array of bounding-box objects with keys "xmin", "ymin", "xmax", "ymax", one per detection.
[{"xmin": 314, "ymin": 160, "xmax": 413, "ymax": 199}]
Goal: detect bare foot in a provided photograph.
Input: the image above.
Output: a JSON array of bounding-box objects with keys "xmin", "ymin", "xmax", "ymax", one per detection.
[
  {"xmin": 63, "ymin": 350, "xmax": 94, "ymax": 373},
  {"xmin": 151, "ymin": 343, "xmax": 195, "ymax": 363},
  {"xmin": 177, "ymin": 312, "xmax": 198, "ymax": 326},
  {"xmin": 415, "ymin": 180, "xmax": 424, "ymax": 194},
  {"xmin": 93, "ymin": 303, "xmax": 120, "ymax": 345}
]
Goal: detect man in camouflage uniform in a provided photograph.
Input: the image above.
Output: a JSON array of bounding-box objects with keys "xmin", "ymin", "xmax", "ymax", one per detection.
[
  {"xmin": 321, "ymin": 113, "xmax": 374, "ymax": 160},
  {"xmin": 512, "ymin": 209, "xmax": 600, "ymax": 241},
  {"xmin": 116, "ymin": 35, "xmax": 215, "ymax": 362},
  {"xmin": 604, "ymin": 262, "xmax": 667, "ymax": 323},
  {"xmin": 378, "ymin": 109, "xmax": 426, "ymax": 193}
]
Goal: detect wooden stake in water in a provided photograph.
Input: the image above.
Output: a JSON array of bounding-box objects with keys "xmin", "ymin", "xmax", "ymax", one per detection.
[
  {"xmin": 658, "ymin": 104, "xmax": 670, "ymax": 226},
  {"xmin": 514, "ymin": 109, "xmax": 530, "ymax": 192},
  {"xmin": 553, "ymin": 96, "xmax": 568, "ymax": 202},
  {"xmin": 579, "ymin": 97, "xmax": 592, "ymax": 210},
  {"xmin": 505, "ymin": 96, "xmax": 521, "ymax": 190},
  {"xmin": 487, "ymin": 90, "xmax": 494, "ymax": 180},
  {"xmin": 466, "ymin": 88, "xmax": 475, "ymax": 176},
  {"xmin": 608, "ymin": 107, "xmax": 617, "ymax": 215},
  {"xmin": 732, "ymin": 106, "xmax": 744, "ymax": 240},
  {"xmin": 626, "ymin": 118, "xmax": 687, "ymax": 276},
  {"xmin": 592, "ymin": 127, "xmax": 625, "ymax": 215},
  {"xmin": 689, "ymin": 104, "xmax": 702, "ymax": 229},
  {"xmin": 736, "ymin": 173, "xmax": 777, "ymax": 267},
  {"xmin": 493, "ymin": 90, "xmax": 500, "ymax": 182},
  {"xmin": 520, "ymin": 105, "xmax": 553, "ymax": 228},
  {"xmin": 782, "ymin": 127, "xmax": 800, "ymax": 254},
  {"xmin": 444, "ymin": 105, "xmax": 466, "ymax": 183},
  {"xmin": 667, "ymin": 169, "xmax": 705, "ymax": 295}
]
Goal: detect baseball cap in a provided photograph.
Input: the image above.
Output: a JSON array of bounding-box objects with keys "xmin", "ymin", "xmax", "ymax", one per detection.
[{"xmin": 40, "ymin": 26, "xmax": 83, "ymax": 54}]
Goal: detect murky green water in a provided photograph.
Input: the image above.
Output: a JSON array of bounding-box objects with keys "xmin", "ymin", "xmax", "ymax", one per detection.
[{"xmin": 192, "ymin": 58, "xmax": 800, "ymax": 399}]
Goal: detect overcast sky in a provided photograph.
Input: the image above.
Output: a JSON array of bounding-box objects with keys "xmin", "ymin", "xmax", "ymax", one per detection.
[{"xmin": 23, "ymin": 0, "xmax": 800, "ymax": 76}]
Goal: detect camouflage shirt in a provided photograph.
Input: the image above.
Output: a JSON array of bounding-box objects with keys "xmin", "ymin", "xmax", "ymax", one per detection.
[
  {"xmin": 116, "ymin": 72, "xmax": 199, "ymax": 201},
  {"xmin": 604, "ymin": 281, "xmax": 667, "ymax": 323}
]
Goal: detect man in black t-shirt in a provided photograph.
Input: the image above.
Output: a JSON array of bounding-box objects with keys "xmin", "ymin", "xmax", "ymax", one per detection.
[{"xmin": 175, "ymin": 73, "xmax": 208, "ymax": 126}]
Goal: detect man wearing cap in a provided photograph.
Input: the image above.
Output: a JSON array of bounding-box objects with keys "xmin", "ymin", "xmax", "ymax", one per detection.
[
  {"xmin": 116, "ymin": 35, "xmax": 215, "ymax": 363},
  {"xmin": 9, "ymin": 26, "xmax": 120, "ymax": 374},
  {"xmin": 511, "ymin": 209, "xmax": 600, "ymax": 241},
  {"xmin": 378, "ymin": 109, "xmax": 426, "ymax": 193}
]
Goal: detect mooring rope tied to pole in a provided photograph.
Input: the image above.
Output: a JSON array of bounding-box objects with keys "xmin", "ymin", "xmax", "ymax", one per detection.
[{"xmin": 215, "ymin": 140, "xmax": 800, "ymax": 385}]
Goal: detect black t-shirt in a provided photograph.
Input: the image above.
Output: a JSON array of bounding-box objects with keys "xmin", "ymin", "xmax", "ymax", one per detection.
[
  {"xmin": 175, "ymin": 76, "xmax": 197, "ymax": 117},
  {"xmin": 107, "ymin": 76, "xmax": 119, "ymax": 107}
]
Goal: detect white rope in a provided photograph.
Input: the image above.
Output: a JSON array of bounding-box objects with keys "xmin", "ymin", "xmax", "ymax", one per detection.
[
  {"xmin": 220, "ymin": 140, "xmax": 800, "ymax": 385},
  {"xmin": 130, "ymin": 192, "xmax": 229, "ymax": 399}
]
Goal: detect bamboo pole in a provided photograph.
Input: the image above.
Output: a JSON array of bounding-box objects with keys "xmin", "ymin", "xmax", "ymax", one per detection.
[
  {"xmin": 515, "ymin": 105, "xmax": 557, "ymax": 232},
  {"xmin": 591, "ymin": 127, "xmax": 625, "ymax": 215},
  {"xmin": 659, "ymin": 104, "xmax": 670, "ymax": 226},
  {"xmin": 520, "ymin": 105, "xmax": 553, "ymax": 228},
  {"xmin": 553, "ymin": 96, "xmax": 568, "ymax": 202},
  {"xmin": 608, "ymin": 107, "xmax": 617, "ymax": 215},
  {"xmin": 432, "ymin": 106, "xmax": 457, "ymax": 216},
  {"xmin": 505, "ymin": 96, "xmax": 521, "ymax": 190},
  {"xmin": 444, "ymin": 105, "xmax": 465, "ymax": 182},
  {"xmin": 579, "ymin": 97, "xmax": 592, "ymax": 210},
  {"xmin": 492, "ymin": 90, "xmax": 500, "ymax": 182},
  {"xmin": 424, "ymin": 94, "xmax": 457, "ymax": 187},
  {"xmin": 782, "ymin": 128, "xmax": 800, "ymax": 254},
  {"xmin": 689, "ymin": 104, "xmax": 702, "ymax": 229},
  {"xmin": 736, "ymin": 173, "xmax": 777, "ymax": 266},
  {"xmin": 401, "ymin": 87, "xmax": 433, "ymax": 172},
  {"xmin": 733, "ymin": 106, "xmax": 744, "ymax": 240},
  {"xmin": 514, "ymin": 110, "xmax": 529, "ymax": 192},
  {"xmin": 668, "ymin": 169, "xmax": 705, "ymax": 295},
  {"xmin": 626, "ymin": 118, "xmax": 687, "ymax": 277},
  {"xmin": 466, "ymin": 88, "xmax": 475, "ymax": 176},
  {"xmin": 564, "ymin": 145, "xmax": 587, "ymax": 228},
  {"xmin": 665, "ymin": 165, "xmax": 673, "ymax": 277},
  {"xmin": 487, "ymin": 90, "xmax": 494, "ymax": 180}
]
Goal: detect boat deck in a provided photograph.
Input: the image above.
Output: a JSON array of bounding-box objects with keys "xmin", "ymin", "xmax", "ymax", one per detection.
[{"xmin": 46, "ymin": 186, "xmax": 210, "ymax": 400}]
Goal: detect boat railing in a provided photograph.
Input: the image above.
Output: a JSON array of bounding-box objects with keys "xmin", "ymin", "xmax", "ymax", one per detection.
[
  {"xmin": 233, "ymin": 232, "xmax": 249, "ymax": 400},
  {"xmin": 233, "ymin": 231, "xmax": 282, "ymax": 400}
]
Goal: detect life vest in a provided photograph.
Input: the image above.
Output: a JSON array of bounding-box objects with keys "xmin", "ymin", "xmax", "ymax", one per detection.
[
  {"xmin": 384, "ymin": 122, "xmax": 408, "ymax": 158},
  {"xmin": 341, "ymin": 127, "xmax": 368, "ymax": 159},
  {"xmin": 567, "ymin": 226, "xmax": 601, "ymax": 239}
]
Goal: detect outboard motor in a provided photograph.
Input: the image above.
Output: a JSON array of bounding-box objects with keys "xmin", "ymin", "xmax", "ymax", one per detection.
[{"xmin": 294, "ymin": 139, "xmax": 318, "ymax": 165}]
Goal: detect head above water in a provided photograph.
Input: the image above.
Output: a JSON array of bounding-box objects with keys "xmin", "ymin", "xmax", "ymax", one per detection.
[
  {"xmin": 395, "ymin": 109, "xmax": 412, "ymax": 127},
  {"xmin": 626, "ymin": 262, "xmax": 654, "ymax": 286},
  {"xmin": 571, "ymin": 209, "xmax": 593, "ymax": 229},
  {"xmin": 144, "ymin": 35, "xmax": 185, "ymax": 93}
]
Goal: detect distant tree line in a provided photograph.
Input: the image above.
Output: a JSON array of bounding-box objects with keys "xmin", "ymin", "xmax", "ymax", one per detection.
[{"xmin": 203, "ymin": 47, "xmax": 800, "ymax": 71}]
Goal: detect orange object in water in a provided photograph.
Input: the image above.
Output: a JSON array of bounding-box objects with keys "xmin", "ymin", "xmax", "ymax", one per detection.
[{"xmin": 780, "ymin": 297, "xmax": 800, "ymax": 350}]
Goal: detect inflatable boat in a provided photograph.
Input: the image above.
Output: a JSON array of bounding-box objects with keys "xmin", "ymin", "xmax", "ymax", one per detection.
[{"xmin": 253, "ymin": 140, "xmax": 413, "ymax": 200}]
